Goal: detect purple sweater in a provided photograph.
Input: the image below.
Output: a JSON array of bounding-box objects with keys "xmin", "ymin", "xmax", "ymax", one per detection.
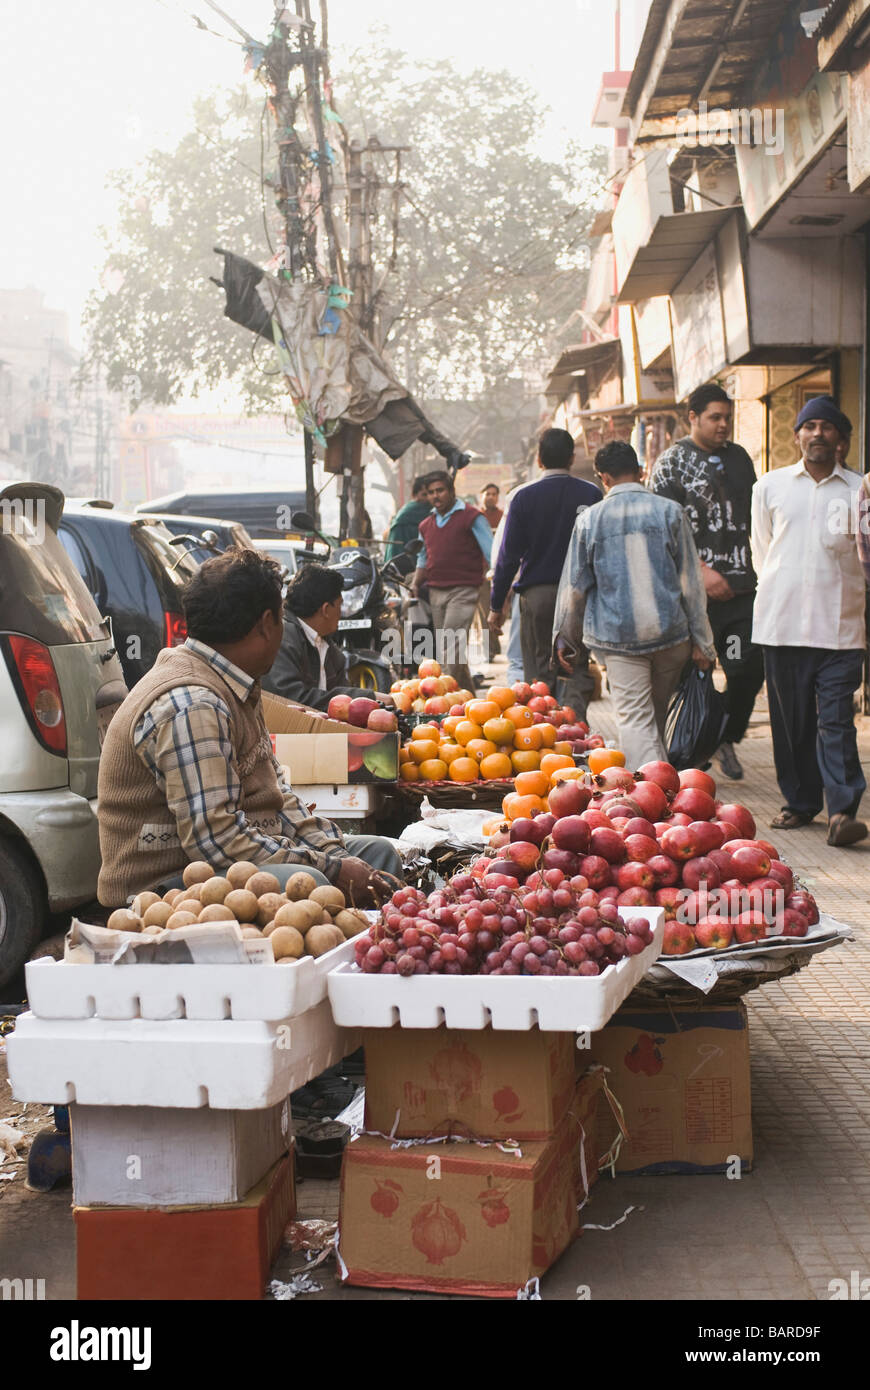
[{"xmin": 490, "ymin": 471, "xmax": 602, "ymax": 611}]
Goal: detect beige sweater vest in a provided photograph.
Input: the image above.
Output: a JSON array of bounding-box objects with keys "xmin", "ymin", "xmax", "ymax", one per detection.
[{"xmin": 97, "ymin": 647, "xmax": 284, "ymax": 906}]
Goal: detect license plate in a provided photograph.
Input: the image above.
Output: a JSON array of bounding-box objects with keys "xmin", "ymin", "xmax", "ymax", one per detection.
[
  {"xmin": 338, "ymin": 620, "xmax": 370, "ymax": 632},
  {"xmin": 97, "ymin": 704, "xmax": 120, "ymax": 747}
]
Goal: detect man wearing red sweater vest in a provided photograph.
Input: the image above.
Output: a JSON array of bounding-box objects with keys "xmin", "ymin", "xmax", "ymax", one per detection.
[{"xmin": 411, "ymin": 472, "xmax": 493, "ymax": 692}]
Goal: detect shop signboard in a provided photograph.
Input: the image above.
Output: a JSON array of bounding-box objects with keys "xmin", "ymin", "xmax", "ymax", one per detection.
[
  {"xmin": 848, "ymin": 49, "xmax": 870, "ymax": 194},
  {"xmin": 670, "ymin": 243, "xmax": 727, "ymax": 401}
]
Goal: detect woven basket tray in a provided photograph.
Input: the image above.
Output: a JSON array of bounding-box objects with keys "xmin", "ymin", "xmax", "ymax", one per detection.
[{"xmin": 394, "ymin": 778, "xmax": 514, "ymax": 812}]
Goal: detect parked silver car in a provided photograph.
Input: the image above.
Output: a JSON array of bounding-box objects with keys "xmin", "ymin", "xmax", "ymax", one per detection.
[{"xmin": 0, "ymin": 482, "xmax": 126, "ymax": 987}]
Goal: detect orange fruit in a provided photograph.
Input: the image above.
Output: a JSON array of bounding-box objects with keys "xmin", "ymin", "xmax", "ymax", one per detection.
[
  {"xmin": 398, "ymin": 747, "xmax": 411, "ymax": 765},
  {"xmin": 514, "ymin": 726, "xmax": 544, "ymax": 751},
  {"xmin": 419, "ymin": 759, "xmax": 448, "ymax": 781},
  {"xmin": 554, "ymin": 741, "xmax": 573, "ymax": 756},
  {"xmin": 465, "ymin": 699, "xmax": 500, "ymax": 727},
  {"xmin": 400, "ymin": 762, "xmax": 421, "ymax": 782},
  {"xmin": 538, "ymin": 723, "xmax": 558, "ymax": 749},
  {"xmin": 514, "ymin": 770, "xmax": 549, "ymax": 799},
  {"xmin": 505, "ymin": 704, "xmax": 534, "ymax": 729},
  {"xmin": 440, "ymin": 743, "xmax": 467, "ymax": 766},
  {"xmin": 449, "ymin": 757, "xmax": 480, "ymax": 783},
  {"xmin": 482, "ymin": 716, "xmax": 516, "ymax": 746},
  {"xmin": 502, "ymin": 792, "xmax": 545, "ymax": 821},
  {"xmin": 540, "ymin": 752, "xmax": 574, "ymax": 779},
  {"xmin": 588, "ymin": 748, "xmax": 626, "ymax": 775},
  {"xmin": 511, "ymin": 749, "xmax": 541, "ymax": 774},
  {"xmin": 550, "ymin": 766, "xmax": 587, "ymax": 785},
  {"xmin": 441, "ymin": 715, "xmax": 463, "ymax": 740},
  {"xmin": 479, "ymin": 753, "xmax": 514, "ymax": 781},
  {"xmin": 409, "ymin": 739, "xmax": 440, "ymax": 765},
  {"xmin": 465, "ymin": 738, "xmax": 498, "ymax": 764},
  {"xmin": 487, "ymin": 686, "xmax": 516, "ymax": 711},
  {"xmin": 413, "ymin": 723, "xmax": 441, "ymax": 744},
  {"xmin": 455, "ymin": 720, "xmax": 484, "ymax": 746}
]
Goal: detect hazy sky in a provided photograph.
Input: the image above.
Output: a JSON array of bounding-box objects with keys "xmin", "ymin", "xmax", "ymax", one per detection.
[{"xmin": 1, "ymin": 0, "xmax": 649, "ymax": 347}]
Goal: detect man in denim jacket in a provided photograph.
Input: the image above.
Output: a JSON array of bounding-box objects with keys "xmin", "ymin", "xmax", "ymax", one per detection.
[{"xmin": 553, "ymin": 441, "xmax": 716, "ymax": 773}]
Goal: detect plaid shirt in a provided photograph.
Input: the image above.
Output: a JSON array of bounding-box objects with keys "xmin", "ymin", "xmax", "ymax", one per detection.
[{"xmin": 133, "ymin": 639, "xmax": 347, "ymax": 879}]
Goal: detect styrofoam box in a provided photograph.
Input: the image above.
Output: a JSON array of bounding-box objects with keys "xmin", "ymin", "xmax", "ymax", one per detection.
[
  {"xmin": 299, "ymin": 784, "xmax": 379, "ymax": 814},
  {"xmin": 24, "ymin": 937, "xmax": 356, "ymax": 1022},
  {"xmin": 7, "ymin": 999, "xmax": 359, "ymax": 1109},
  {"xmin": 326, "ymin": 909, "xmax": 664, "ymax": 1033},
  {"xmin": 70, "ymin": 1099, "xmax": 290, "ymax": 1207}
]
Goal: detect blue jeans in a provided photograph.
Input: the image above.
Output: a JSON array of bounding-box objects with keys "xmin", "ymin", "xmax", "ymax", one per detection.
[
  {"xmin": 506, "ymin": 594, "xmax": 524, "ymax": 683},
  {"xmin": 763, "ymin": 646, "xmax": 866, "ymax": 820}
]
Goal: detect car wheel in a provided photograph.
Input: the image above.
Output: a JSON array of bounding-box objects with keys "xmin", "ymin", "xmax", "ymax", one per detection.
[{"xmin": 0, "ymin": 838, "xmax": 46, "ymax": 991}]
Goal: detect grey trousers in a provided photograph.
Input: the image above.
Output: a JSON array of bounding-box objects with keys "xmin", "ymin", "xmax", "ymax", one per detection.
[
  {"xmin": 595, "ymin": 641, "xmax": 691, "ymax": 773},
  {"xmin": 520, "ymin": 583, "xmax": 595, "ymax": 719},
  {"xmin": 158, "ymin": 836, "xmax": 403, "ymax": 892},
  {"xmin": 428, "ymin": 585, "xmax": 480, "ymax": 692}
]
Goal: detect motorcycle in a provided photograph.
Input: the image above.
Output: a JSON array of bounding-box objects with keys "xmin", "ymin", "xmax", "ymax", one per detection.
[{"xmin": 290, "ymin": 512, "xmax": 413, "ymax": 692}]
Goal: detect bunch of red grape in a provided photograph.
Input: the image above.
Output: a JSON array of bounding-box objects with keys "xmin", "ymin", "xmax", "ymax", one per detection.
[{"xmin": 353, "ymin": 874, "xmax": 655, "ymax": 978}]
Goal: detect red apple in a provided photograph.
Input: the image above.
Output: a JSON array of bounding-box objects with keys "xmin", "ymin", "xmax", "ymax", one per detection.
[
  {"xmin": 623, "ymin": 833, "xmax": 660, "ymax": 863},
  {"xmin": 672, "ymin": 787, "xmax": 717, "ymax": 821},
  {"xmin": 578, "ymin": 855, "xmax": 612, "ymax": 889},
  {"xmin": 327, "ymin": 694, "xmax": 352, "ymax": 723},
  {"xmin": 688, "ymin": 820, "xmax": 726, "ymax": 854},
  {"xmin": 663, "ymin": 920, "xmax": 697, "ymax": 955},
  {"xmin": 423, "ymin": 696, "xmax": 450, "ymax": 717},
  {"xmin": 630, "ymin": 779, "xmax": 670, "ymax": 822},
  {"xmin": 622, "ymin": 817, "xmax": 658, "ymax": 840},
  {"xmin": 648, "ymin": 854, "xmax": 681, "ymax": 887},
  {"xmin": 348, "ymin": 697, "xmax": 379, "ymax": 728},
  {"xmin": 581, "ymin": 808, "xmax": 616, "ymax": 831},
  {"xmin": 681, "ymin": 856, "xmax": 722, "ymax": 892},
  {"xmin": 786, "ymin": 891, "xmax": 819, "ymax": 925},
  {"xmin": 723, "ymin": 837, "xmax": 778, "ymax": 860},
  {"xmin": 775, "ymin": 908, "xmax": 810, "ymax": 937},
  {"xmin": 510, "ymin": 817, "xmax": 548, "ymax": 846},
  {"xmin": 707, "ymin": 848, "xmax": 735, "ymax": 879},
  {"xmin": 717, "ymin": 803, "xmax": 756, "ymax": 839},
  {"xmin": 694, "ymin": 917, "xmax": 734, "ymax": 950},
  {"xmin": 542, "ymin": 848, "xmax": 581, "ymax": 876},
  {"xmin": 667, "ymin": 812, "xmax": 693, "ymax": 827},
  {"xmin": 659, "ymin": 825, "xmax": 699, "ymax": 862},
  {"xmin": 730, "ymin": 846, "xmax": 771, "ymax": 884},
  {"xmin": 449, "ymin": 703, "xmax": 466, "ymax": 717},
  {"xmin": 504, "ymin": 842, "xmax": 541, "ymax": 874},
  {"xmin": 617, "ymin": 887, "xmax": 654, "ymax": 908},
  {"xmin": 766, "ymin": 860, "xmax": 794, "ymax": 895},
  {"xmin": 368, "ymin": 708, "xmax": 398, "ymax": 732},
  {"xmin": 734, "ymin": 912, "xmax": 767, "ymax": 943},
  {"xmin": 535, "ymin": 813, "xmax": 557, "ymax": 838},
  {"xmin": 655, "ymin": 887, "xmax": 685, "ymax": 920},
  {"xmin": 617, "ymin": 861, "xmax": 656, "ymax": 892},
  {"xmin": 551, "ymin": 816, "xmax": 591, "ymax": 855},
  {"xmin": 589, "ymin": 826, "xmax": 626, "ymax": 864}
]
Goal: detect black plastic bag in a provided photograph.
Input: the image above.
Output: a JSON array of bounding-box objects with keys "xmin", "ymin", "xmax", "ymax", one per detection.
[{"xmin": 665, "ymin": 665, "xmax": 729, "ymax": 771}]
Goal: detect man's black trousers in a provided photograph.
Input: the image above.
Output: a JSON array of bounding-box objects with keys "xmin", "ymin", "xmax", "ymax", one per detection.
[{"xmin": 707, "ymin": 591, "xmax": 765, "ymax": 745}]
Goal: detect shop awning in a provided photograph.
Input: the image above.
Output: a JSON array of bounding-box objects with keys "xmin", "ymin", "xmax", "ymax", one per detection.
[
  {"xmin": 545, "ymin": 340, "xmax": 621, "ymax": 399},
  {"xmin": 617, "ymin": 207, "xmax": 735, "ymax": 303}
]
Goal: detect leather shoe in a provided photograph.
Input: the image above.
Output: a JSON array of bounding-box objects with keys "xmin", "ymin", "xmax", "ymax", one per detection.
[{"xmin": 827, "ymin": 814, "xmax": 868, "ymax": 848}]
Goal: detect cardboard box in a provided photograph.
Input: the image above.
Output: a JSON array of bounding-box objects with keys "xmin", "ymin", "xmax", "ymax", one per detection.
[
  {"xmin": 262, "ymin": 691, "xmax": 399, "ymax": 784},
  {"xmin": 70, "ymin": 1100, "xmax": 290, "ymax": 1207},
  {"xmin": 363, "ymin": 1026, "xmax": 577, "ymax": 1141},
  {"xmin": 590, "ymin": 1003, "xmax": 752, "ymax": 1175},
  {"xmin": 339, "ymin": 1076, "xmax": 600, "ymax": 1298},
  {"xmin": 75, "ymin": 1152, "xmax": 295, "ymax": 1301}
]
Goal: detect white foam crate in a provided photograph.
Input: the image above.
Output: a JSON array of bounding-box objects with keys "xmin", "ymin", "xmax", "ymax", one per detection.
[
  {"xmin": 24, "ymin": 938, "xmax": 356, "ymax": 1022},
  {"xmin": 297, "ymin": 784, "xmax": 379, "ymax": 814},
  {"xmin": 326, "ymin": 909, "xmax": 664, "ymax": 1033},
  {"xmin": 6, "ymin": 999, "xmax": 359, "ymax": 1110}
]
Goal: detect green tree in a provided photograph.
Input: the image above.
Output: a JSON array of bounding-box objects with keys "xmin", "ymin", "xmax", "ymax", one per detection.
[{"xmin": 84, "ymin": 48, "xmax": 607, "ymax": 446}]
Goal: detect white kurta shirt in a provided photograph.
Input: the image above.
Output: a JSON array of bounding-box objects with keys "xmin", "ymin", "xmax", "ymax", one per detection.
[
  {"xmin": 751, "ymin": 460, "xmax": 866, "ymax": 650},
  {"xmin": 297, "ymin": 618, "xmax": 329, "ymax": 689}
]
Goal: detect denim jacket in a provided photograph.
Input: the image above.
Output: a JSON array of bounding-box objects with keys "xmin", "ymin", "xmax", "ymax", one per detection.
[{"xmin": 553, "ymin": 483, "xmax": 716, "ymax": 658}]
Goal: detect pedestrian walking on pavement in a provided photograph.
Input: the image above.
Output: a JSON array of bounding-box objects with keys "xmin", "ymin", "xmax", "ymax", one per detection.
[
  {"xmin": 651, "ymin": 382, "xmax": 765, "ymax": 781},
  {"xmin": 751, "ymin": 396, "xmax": 867, "ymax": 848},
  {"xmin": 384, "ymin": 475, "xmax": 433, "ymax": 562},
  {"xmin": 479, "ymin": 484, "xmax": 504, "ymax": 531},
  {"xmin": 411, "ymin": 471, "xmax": 493, "ymax": 693},
  {"xmin": 476, "ymin": 484, "xmax": 506, "ymax": 661},
  {"xmin": 489, "ymin": 428, "xmax": 601, "ymax": 718},
  {"xmin": 554, "ymin": 441, "xmax": 716, "ymax": 773}
]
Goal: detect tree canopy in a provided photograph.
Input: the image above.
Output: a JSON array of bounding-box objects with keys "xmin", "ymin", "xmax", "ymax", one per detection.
[{"xmin": 84, "ymin": 45, "xmax": 607, "ymax": 438}]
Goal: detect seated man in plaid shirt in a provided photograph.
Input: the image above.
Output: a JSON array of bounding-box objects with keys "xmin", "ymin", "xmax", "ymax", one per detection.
[{"xmin": 97, "ymin": 548, "xmax": 402, "ymax": 909}]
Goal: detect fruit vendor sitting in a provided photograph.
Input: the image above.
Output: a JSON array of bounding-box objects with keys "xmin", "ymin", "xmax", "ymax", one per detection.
[
  {"xmin": 263, "ymin": 563, "xmax": 394, "ymax": 712},
  {"xmin": 97, "ymin": 549, "xmax": 402, "ymax": 909}
]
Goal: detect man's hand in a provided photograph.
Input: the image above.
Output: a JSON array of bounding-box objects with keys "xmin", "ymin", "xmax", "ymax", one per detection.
[
  {"xmin": 555, "ymin": 637, "xmax": 576, "ymax": 674},
  {"xmin": 692, "ymin": 646, "xmax": 714, "ymax": 671},
  {"xmin": 702, "ymin": 564, "xmax": 734, "ymax": 602},
  {"xmin": 335, "ymin": 856, "xmax": 394, "ymax": 907},
  {"xmin": 487, "ymin": 609, "xmax": 505, "ymax": 634}
]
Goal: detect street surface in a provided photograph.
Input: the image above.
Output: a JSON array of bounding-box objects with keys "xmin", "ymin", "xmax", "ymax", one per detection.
[{"xmin": 2, "ymin": 676, "xmax": 869, "ymax": 1302}]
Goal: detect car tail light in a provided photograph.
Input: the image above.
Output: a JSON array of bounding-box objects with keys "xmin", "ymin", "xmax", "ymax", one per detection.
[
  {"xmin": 6, "ymin": 635, "xmax": 68, "ymax": 756},
  {"xmin": 164, "ymin": 612, "xmax": 188, "ymax": 647}
]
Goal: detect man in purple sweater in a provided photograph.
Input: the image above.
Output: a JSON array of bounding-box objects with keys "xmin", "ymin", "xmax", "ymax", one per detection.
[{"xmin": 489, "ymin": 429, "xmax": 602, "ymax": 715}]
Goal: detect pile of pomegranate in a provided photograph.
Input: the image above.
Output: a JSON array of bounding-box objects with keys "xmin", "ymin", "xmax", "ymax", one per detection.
[
  {"xmin": 353, "ymin": 882, "xmax": 655, "ymax": 977},
  {"xmin": 484, "ymin": 761, "xmax": 820, "ymax": 956}
]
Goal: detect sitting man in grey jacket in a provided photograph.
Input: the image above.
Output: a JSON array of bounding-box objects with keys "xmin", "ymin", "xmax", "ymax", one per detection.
[
  {"xmin": 553, "ymin": 441, "xmax": 716, "ymax": 772},
  {"xmin": 263, "ymin": 564, "xmax": 393, "ymax": 712}
]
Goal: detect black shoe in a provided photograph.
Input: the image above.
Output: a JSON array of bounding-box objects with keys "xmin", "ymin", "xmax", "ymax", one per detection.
[
  {"xmin": 827, "ymin": 814, "xmax": 868, "ymax": 847},
  {"xmin": 715, "ymin": 742, "xmax": 744, "ymax": 781}
]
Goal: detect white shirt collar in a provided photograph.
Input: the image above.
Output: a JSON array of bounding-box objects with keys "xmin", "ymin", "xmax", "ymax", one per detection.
[
  {"xmin": 297, "ymin": 617, "xmax": 327, "ymax": 651},
  {"xmin": 794, "ymin": 459, "xmax": 851, "ymax": 486}
]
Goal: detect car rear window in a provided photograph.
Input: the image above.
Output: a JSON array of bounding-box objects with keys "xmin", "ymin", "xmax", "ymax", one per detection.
[
  {"xmin": 134, "ymin": 523, "xmax": 199, "ymax": 597},
  {"xmin": 0, "ymin": 524, "xmax": 105, "ymax": 644}
]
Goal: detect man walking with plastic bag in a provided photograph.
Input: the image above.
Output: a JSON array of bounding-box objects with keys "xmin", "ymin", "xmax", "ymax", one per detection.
[{"xmin": 553, "ymin": 442, "xmax": 715, "ymax": 773}]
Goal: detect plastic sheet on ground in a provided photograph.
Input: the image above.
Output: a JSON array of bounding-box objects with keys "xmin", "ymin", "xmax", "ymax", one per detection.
[{"xmin": 398, "ymin": 799, "xmax": 492, "ymax": 853}]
